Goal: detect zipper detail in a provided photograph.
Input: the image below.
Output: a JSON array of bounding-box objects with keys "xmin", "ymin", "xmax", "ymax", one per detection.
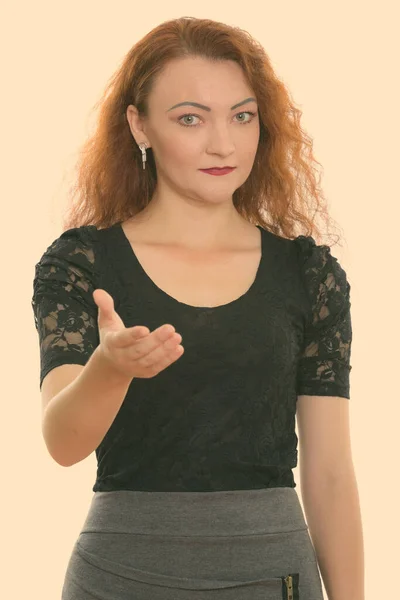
[{"xmin": 284, "ymin": 575, "xmax": 293, "ymax": 600}]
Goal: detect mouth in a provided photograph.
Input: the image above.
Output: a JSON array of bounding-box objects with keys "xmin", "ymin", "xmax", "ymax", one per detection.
[
  {"xmin": 201, "ymin": 166, "xmax": 235, "ymax": 170},
  {"xmin": 199, "ymin": 166, "xmax": 236, "ymax": 175}
]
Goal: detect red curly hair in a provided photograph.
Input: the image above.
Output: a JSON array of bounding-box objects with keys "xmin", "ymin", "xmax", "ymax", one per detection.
[{"xmin": 62, "ymin": 16, "xmax": 344, "ymax": 248}]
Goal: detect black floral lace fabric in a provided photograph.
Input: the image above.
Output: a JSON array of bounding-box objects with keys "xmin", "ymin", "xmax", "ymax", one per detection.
[
  {"xmin": 31, "ymin": 227, "xmax": 100, "ymax": 390},
  {"xmin": 294, "ymin": 235, "xmax": 352, "ymax": 398},
  {"xmin": 31, "ymin": 224, "xmax": 352, "ymax": 492}
]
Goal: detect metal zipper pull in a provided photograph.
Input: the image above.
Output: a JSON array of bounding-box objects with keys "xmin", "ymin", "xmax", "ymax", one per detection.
[{"xmin": 284, "ymin": 575, "xmax": 293, "ymax": 600}]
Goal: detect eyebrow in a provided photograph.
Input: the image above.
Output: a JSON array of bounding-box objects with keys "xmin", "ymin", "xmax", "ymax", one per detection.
[{"xmin": 166, "ymin": 97, "xmax": 257, "ymax": 112}]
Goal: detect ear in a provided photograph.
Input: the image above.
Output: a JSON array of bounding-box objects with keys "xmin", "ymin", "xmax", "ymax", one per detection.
[{"xmin": 126, "ymin": 104, "xmax": 149, "ymax": 147}]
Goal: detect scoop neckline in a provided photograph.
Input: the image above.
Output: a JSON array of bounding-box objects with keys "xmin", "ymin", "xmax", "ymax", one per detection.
[{"xmin": 113, "ymin": 222, "xmax": 265, "ymax": 310}]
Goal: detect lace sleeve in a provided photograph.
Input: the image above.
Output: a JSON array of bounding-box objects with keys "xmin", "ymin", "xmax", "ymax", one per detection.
[
  {"xmin": 31, "ymin": 226, "xmax": 100, "ymax": 390},
  {"xmin": 294, "ymin": 235, "xmax": 353, "ymax": 399}
]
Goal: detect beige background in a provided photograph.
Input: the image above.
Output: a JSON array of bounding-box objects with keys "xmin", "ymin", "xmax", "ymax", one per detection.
[{"xmin": 2, "ymin": 1, "xmax": 399, "ymax": 598}]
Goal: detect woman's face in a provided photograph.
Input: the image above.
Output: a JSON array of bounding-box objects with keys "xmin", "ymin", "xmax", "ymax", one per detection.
[{"xmin": 127, "ymin": 56, "xmax": 260, "ymax": 205}]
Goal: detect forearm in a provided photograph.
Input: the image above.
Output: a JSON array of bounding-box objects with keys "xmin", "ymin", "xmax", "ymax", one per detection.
[
  {"xmin": 42, "ymin": 346, "xmax": 133, "ymax": 467},
  {"xmin": 301, "ymin": 467, "xmax": 365, "ymax": 600}
]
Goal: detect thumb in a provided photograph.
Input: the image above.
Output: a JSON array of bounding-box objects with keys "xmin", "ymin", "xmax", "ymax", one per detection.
[{"xmin": 93, "ymin": 288, "xmax": 121, "ymax": 329}]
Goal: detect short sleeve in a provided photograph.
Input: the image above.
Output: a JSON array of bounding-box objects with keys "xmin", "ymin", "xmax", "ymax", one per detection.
[
  {"xmin": 294, "ymin": 235, "xmax": 353, "ymax": 399},
  {"xmin": 31, "ymin": 226, "xmax": 100, "ymax": 390}
]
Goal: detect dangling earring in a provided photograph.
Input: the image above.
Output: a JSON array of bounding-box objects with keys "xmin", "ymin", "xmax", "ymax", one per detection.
[{"xmin": 138, "ymin": 142, "xmax": 148, "ymax": 170}]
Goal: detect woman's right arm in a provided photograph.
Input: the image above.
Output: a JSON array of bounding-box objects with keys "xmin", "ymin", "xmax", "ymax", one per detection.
[
  {"xmin": 42, "ymin": 346, "xmax": 133, "ymax": 467},
  {"xmin": 33, "ymin": 228, "xmax": 183, "ymax": 468}
]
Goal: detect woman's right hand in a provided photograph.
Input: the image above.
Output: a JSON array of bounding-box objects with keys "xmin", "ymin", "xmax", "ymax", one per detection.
[{"xmin": 92, "ymin": 289, "xmax": 184, "ymax": 380}]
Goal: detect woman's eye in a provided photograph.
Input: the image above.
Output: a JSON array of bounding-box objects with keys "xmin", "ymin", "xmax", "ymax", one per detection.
[
  {"xmin": 177, "ymin": 111, "xmax": 256, "ymax": 128},
  {"xmin": 179, "ymin": 114, "xmax": 200, "ymax": 127}
]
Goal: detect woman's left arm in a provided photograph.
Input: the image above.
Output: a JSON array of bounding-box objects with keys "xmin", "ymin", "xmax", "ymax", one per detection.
[
  {"xmin": 301, "ymin": 466, "xmax": 365, "ymax": 600},
  {"xmin": 297, "ymin": 395, "xmax": 365, "ymax": 600}
]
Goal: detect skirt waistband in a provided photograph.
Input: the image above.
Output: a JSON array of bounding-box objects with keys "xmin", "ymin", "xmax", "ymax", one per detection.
[{"xmin": 80, "ymin": 487, "xmax": 308, "ymax": 537}]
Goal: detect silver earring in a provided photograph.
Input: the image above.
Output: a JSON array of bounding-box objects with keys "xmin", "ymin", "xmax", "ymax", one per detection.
[{"xmin": 138, "ymin": 142, "xmax": 148, "ymax": 170}]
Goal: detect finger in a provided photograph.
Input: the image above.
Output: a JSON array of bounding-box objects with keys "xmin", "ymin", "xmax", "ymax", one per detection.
[
  {"xmin": 96, "ymin": 294, "xmax": 116, "ymax": 323},
  {"xmin": 131, "ymin": 331, "xmax": 182, "ymax": 367},
  {"xmin": 113, "ymin": 323, "xmax": 176, "ymax": 350},
  {"xmin": 112, "ymin": 326, "xmax": 150, "ymax": 348},
  {"xmin": 132, "ymin": 324, "xmax": 177, "ymax": 354},
  {"xmin": 148, "ymin": 343, "xmax": 184, "ymax": 374}
]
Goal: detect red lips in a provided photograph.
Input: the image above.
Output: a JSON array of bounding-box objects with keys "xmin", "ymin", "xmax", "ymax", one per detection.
[{"xmin": 200, "ymin": 167, "xmax": 236, "ymax": 175}]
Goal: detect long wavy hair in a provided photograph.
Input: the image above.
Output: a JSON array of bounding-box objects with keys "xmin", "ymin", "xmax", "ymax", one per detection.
[{"xmin": 62, "ymin": 16, "xmax": 344, "ymax": 247}]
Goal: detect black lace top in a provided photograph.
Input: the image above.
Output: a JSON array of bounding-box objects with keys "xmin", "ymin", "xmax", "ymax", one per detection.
[{"xmin": 31, "ymin": 223, "xmax": 352, "ymax": 492}]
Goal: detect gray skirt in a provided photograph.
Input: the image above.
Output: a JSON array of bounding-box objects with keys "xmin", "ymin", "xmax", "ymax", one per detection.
[{"xmin": 61, "ymin": 487, "xmax": 324, "ymax": 600}]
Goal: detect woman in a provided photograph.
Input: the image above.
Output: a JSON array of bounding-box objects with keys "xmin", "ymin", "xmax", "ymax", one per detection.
[{"xmin": 31, "ymin": 16, "xmax": 364, "ymax": 600}]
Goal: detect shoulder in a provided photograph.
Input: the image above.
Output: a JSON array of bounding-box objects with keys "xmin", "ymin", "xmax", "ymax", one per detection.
[
  {"xmin": 33, "ymin": 225, "xmax": 102, "ymax": 289},
  {"xmin": 35, "ymin": 225, "xmax": 99, "ymax": 266},
  {"xmin": 44, "ymin": 224, "xmax": 98, "ymax": 254},
  {"xmin": 291, "ymin": 234, "xmax": 350, "ymax": 292},
  {"xmin": 292, "ymin": 234, "xmax": 329, "ymax": 265},
  {"xmin": 291, "ymin": 235, "xmax": 351, "ymax": 332}
]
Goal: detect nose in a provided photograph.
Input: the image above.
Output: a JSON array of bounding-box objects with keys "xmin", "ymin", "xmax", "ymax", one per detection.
[{"xmin": 206, "ymin": 125, "xmax": 236, "ymax": 156}]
